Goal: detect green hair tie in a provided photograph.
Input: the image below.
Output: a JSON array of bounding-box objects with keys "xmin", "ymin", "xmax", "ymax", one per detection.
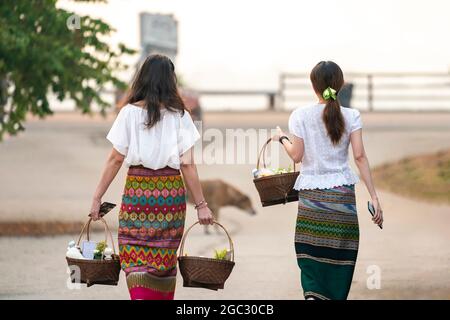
[{"xmin": 322, "ymin": 87, "xmax": 337, "ymax": 101}]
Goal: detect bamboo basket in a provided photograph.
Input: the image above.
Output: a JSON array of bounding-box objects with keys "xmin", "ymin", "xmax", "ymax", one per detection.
[
  {"xmin": 66, "ymin": 217, "xmax": 121, "ymax": 287},
  {"xmin": 253, "ymin": 138, "xmax": 299, "ymax": 206},
  {"xmin": 178, "ymin": 221, "xmax": 235, "ymax": 291}
]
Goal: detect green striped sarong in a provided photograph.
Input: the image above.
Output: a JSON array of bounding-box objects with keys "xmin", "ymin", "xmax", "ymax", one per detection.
[{"xmin": 295, "ymin": 184, "xmax": 359, "ymax": 300}]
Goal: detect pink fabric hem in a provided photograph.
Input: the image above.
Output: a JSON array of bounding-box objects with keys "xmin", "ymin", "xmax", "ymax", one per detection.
[{"xmin": 129, "ymin": 287, "xmax": 174, "ymax": 300}]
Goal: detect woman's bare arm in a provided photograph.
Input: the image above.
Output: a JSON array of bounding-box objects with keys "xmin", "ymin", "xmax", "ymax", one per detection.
[
  {"xmin": 350, "ymin": 129, "xmax": 383, "ymax": 227},
  {"xmin": 280, "ymin": 135, "xmax": 304, "ymax": 163},
  {"xmin": 89, "ymin": 148, "xmax": 124, "ymax": 220},
  {"xmin": 273, "ymin": 126, "xmax": 304, "ymax": 163},
  {"xmin": 180, "ymin": 148, "xmax": 213, "ymax": 225}
]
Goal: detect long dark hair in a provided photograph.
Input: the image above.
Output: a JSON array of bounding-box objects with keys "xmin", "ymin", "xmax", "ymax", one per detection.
[
  {"xmin": 127, "ymin": 54, "xmax": 185, "ymax": 128},
  {"xmin": 310, "ymin": 61, "xmax": 345, "ymax": 145}
]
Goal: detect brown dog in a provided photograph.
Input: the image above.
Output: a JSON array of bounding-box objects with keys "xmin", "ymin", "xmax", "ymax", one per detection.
[{"xmin": 187, "ymin": 179, "xmax": 257, "ymax": 233}]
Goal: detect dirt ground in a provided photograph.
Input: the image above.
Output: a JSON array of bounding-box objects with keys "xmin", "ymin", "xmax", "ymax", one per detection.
[{"xmin": 0, "ymin": 111, "xmax": 449, "ymax": 299}]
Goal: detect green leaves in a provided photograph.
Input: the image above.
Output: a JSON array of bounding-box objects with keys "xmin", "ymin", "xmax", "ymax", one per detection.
[
  {"xmin": 0, "ymin": 0, "xmax": 136, "ymax": 141},
  {"xmin": 214, "ymin": 249, "xmax": 228, "ymax": 260},
  {"xmin": 95, "ymin": 240, "xmax": 107, "ymax": 253}
]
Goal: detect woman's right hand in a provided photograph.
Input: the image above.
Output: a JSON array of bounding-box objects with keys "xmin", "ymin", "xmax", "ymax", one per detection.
[
  {"xmin": 371, "ymin": 198, "xmax": 383, "ymax": 227},
  {"xmin": 197, "ymin": 206, "xmax": 214, "ymax": 225}
]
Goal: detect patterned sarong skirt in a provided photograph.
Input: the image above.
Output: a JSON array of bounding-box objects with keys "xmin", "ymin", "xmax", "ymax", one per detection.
[
  {"xmin": 118, "ymin": 165, "xmax": 186, "ymax": 300},
  {"xmin": 295, "ymin": 184, "xmax": 359, "ymax": 300}
]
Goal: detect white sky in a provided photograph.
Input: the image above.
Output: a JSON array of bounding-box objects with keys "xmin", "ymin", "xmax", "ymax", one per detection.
[{"xmin": 58, "ymin": 0, "xmax": 450, "ymax": 90}]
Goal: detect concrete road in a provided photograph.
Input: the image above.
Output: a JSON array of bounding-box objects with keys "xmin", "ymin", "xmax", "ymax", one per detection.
[{"xmin": 0, "ymin": 111, "xmax": 449, "ymax": 299}]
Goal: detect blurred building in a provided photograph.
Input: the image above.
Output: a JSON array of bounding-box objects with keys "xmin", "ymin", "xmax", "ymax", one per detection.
[{"xmin": 139, "ymin": 13, "xmax": 178, "ymax": 62}]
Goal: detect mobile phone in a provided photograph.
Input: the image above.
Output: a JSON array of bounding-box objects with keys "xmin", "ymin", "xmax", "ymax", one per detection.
[
  {"xmin": 368, "ymin": 201, "xmax": 383, "ymax": 229},
  {"xmin": 89, "ymin": 202, "xmax": 116, "ymax": 218}
]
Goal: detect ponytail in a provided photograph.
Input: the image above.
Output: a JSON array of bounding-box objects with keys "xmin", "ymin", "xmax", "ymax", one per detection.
[{"xmin": 322, "ymin": 96, "xmax": 345, "ymax": 145}]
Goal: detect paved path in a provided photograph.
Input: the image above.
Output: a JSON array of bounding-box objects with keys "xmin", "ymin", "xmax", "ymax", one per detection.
[{"xmin": 0, "ymin": 111, "xmax": 449, "ymax": 299}]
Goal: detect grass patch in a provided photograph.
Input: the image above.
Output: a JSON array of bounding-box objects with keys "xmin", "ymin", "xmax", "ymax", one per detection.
[
  {"xmin": 0, "ymin": 221, "xmax": 105, "ymax": 237},
  {"xmin": 372, "ymin": 149, "xmax": 450, "ymax": 204}
]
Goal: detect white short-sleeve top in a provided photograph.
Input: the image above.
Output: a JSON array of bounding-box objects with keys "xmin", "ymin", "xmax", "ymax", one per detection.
[
  {"xmin": 288, "ymin": 103, "xmax": 363, "ymax": 190},
  {"xmin": 106, "ymin": 104, "xmax": 200, "ymax": 169}
]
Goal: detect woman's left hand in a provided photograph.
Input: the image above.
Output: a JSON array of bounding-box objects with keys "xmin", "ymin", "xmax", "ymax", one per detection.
[
  {"xmin": 272, "ymin": 126, "xmax": 285, "ymax": 142},
  {"xmin": 197, "ymin": 206, "xmax": 214, "ymax": 225},
  {"xmin": 89, "ymin": 197, "xmax": 101, "ymax": 221}
]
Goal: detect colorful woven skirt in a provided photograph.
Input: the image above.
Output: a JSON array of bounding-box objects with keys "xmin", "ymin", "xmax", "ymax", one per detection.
[
  {"xmin": 295, "ymin": 184, "xmax": 359, "ymax": 300},
  {"xmin": 118, "ymin": 165, "xmax": 186, "ymax": 300}
]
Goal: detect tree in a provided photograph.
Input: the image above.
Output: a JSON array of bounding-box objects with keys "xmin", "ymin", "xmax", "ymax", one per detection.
[{"xmin": 0, "ymin": 0, "xmax": 135, "ymax": 141}]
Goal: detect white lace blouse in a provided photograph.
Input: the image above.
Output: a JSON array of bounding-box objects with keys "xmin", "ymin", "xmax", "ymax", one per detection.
[
  {"xmin": 106, "ymin": 104, "xmax": 200, "ymax": 170},
  {"xmin": 288, "ymin": 103, "xmax": 362, "ymax": 190}
]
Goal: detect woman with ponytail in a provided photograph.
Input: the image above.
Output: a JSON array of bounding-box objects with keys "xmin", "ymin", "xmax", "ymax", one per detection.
[{"xmin": 274, "ymin": 61, "xmax": 383, "ymax": 300}]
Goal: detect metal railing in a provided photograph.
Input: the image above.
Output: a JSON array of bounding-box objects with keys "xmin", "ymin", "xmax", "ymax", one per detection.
[
  {"xmin": 279, "ymin": 72, "xmax": 450, "ymax": 111},
  {"xmin": 97, "ymin": 72, "xmax": 450, "ymax": 112}
]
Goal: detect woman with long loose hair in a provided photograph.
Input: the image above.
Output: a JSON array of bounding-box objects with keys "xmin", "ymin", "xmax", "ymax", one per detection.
[
  {"xmin": 89, "ymin": 54, "xmax": 213, "ymax": 300},
  {"xmin": 274, "ymin": 61, "xmax": 383, "ymax": 300}
]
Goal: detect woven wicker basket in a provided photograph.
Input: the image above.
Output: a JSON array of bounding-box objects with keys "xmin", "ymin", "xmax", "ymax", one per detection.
[
  {"xmin": 253, "ymin": 138, "xmax": 300, "ymax": 207},
  {"xmin": 178, "ymin": 221, "xmax": 235, "ymax": 291},
  {"xmin": 66, "ymin": 217, "xmax": 121, "ymax": 287}
]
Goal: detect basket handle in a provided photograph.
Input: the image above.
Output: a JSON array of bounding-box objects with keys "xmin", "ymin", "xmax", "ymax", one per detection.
[
  {"xmin": 179, "ymin": 221, "xmax": 234, "ymax": 262},
  {"xmin": 256, "ymin": 138, "xmax": 297, "ymax": 171},
  {"xmin": 76, "ymin": 217, "xmax": 117, "ymax": 256}
]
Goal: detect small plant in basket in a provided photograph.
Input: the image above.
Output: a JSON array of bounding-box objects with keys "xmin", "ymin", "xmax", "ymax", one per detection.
[
  {"xmin": 214, "ymin": 249, "xmax": 228, "ymax": 260},
  {"xmin": 93, "ymin": 241, "xmax": 107, "ymax": 260}
]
